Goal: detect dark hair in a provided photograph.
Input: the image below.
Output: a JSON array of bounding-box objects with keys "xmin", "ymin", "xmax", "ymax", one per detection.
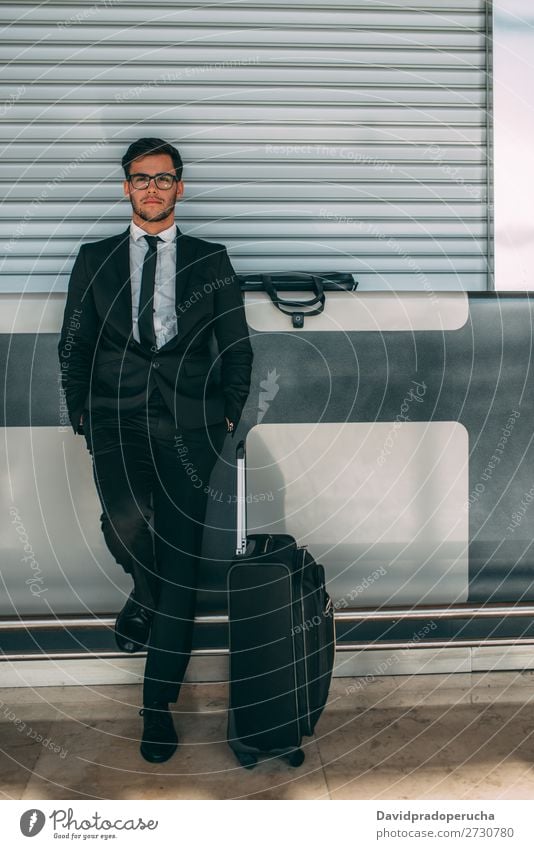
[{"xmin": 121, "ymin": 137, "xmax": 183, "ymax": 180}]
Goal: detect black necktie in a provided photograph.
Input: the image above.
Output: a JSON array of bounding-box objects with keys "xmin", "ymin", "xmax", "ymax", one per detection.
[{"xmin": 138, "ymin": 235, "xmax": 160, "ymax": 349}]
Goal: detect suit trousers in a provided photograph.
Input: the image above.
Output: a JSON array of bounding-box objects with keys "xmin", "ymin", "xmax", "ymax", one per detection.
[{"xmin": 82, "ymin": 385, "xmax": 227, "ymax": 705}]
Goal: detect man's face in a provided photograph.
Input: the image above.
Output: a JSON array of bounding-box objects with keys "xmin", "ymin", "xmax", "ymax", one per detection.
[{"xmin": 123, "ymin": 152, "xmax": 184, "ymax": 224}]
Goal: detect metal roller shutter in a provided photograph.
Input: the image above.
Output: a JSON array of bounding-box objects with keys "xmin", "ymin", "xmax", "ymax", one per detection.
[{"xmin": 0, "ymin": 0, "xmax": 490, "ymax": 292}]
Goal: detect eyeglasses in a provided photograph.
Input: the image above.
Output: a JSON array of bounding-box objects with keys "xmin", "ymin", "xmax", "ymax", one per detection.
[{"xmin": 127, "ymin": 172, "xmax": 178, "ymax": 190}]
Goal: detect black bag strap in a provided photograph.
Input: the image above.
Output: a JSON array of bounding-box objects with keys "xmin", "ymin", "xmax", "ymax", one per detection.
[{"xmin": 261, "ymin": 273, "xmax": 325, "ymax": 325}]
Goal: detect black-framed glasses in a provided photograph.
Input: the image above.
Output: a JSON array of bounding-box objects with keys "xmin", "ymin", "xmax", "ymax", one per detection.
[{"xmin": 127, "ymin": 172, "xmax": 178, "ymax": 190}]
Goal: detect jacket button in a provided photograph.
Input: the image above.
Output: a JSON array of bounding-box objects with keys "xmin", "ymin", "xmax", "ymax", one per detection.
[{"xmin": 153, "ymin": 361, "xmax": 160, "ymax": 369}]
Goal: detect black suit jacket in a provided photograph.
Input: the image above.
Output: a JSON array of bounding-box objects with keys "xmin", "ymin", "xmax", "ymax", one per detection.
[{"xmin": 57, "ymin": 225, "xmax": 253, "ymax": 436}]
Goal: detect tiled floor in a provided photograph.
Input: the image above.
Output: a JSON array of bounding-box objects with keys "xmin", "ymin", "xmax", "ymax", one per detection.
[{"xmin": 1, "ymin": 671, "xmax": 534, "ymax": 800}]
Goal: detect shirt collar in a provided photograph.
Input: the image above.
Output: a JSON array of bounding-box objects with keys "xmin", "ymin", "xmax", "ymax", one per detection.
[{"xmin": 130, "ymin": 220, "xmax": 176, "ymax": 243}]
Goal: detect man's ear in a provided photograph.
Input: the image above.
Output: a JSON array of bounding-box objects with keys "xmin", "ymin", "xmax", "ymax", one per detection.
[
  {"xmin": 123, "ymin": 179, "xmax": 130, "ymax": 198},
  {"xmin": 176, "ymin": 180, "xmax": 184, "ymax": 199}
]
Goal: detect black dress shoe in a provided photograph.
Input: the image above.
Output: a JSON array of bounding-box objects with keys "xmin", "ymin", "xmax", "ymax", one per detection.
[
  {"xmin": 139, "ymin": 702, "xmax": 178, "ymax": 763},
  {"xmin": 114, "ymin": 591, "xmax": 153, "ymax": 653}
]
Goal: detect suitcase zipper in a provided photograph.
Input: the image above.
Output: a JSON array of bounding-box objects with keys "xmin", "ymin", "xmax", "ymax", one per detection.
[{"xmin": 298, "ymin": 548, "xmax": 312, "ymax": 733}]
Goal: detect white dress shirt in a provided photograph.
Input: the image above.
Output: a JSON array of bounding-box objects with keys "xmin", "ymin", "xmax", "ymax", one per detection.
[{"xmin": 129, "ymin": 220, "xmax": 178, "ymax": 349}]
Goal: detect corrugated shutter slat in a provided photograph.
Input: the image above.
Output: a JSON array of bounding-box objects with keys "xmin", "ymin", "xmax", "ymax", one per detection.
[{"xmin": 0, "ymin": 0, "xmax": 489, "ymax": 291}]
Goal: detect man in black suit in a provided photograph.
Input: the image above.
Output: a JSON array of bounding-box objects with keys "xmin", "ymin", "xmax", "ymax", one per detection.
[{"xmin": 58, "ymin": 137, "xmax": 253, "ymax": 763}]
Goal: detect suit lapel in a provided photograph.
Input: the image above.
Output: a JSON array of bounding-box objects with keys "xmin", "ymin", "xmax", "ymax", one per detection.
[
  {"xmin": 162, "ymin": 225, "xmax": 197, "ymax": 351},
  {"xmin": 174, "ymin": 226, "xmax": 197, "ymax": 314},
  {"xmin": 108, "ymin": 227, "xmax": 132, "ymax": 339},
  {"xmin": 109, "ymin": 223, "xmax": 198, "ymax": 349}
]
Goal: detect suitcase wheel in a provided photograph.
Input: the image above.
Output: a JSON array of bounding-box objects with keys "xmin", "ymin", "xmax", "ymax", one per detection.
[
  {"xmin": 236, "ymin": 752, "xmax": 258, "ymax": 770},
  {"xmin": 285, "ymin": 749, "xmax": 305, "ymax": 768}
]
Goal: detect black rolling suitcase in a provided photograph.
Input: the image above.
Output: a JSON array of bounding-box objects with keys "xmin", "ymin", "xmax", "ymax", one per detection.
[{"xmin": 227, "ymin": 440, "xmax": 336, "ymax": 769}]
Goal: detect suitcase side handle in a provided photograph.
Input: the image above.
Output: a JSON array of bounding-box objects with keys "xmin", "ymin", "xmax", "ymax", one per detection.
[{"xmin": 235, "ymin": 439, "xmax": 247, "ymax": 556}]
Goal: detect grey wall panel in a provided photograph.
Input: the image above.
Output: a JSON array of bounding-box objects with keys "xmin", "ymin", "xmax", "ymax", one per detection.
[
  {"xmin": 1, "ymin": 290, "xmax": 533, "ymax": 623},
  {"xmin": 1, "ymin": 428, "xmax": 132, "ymax": 617},
  {"xmin": 245, "ymin": 422, "xmax": 469, "ymax": 606},
  {"xmin": 0, "ymin": 0, "xmax": 490, "ymax": 292},
  {"xmin": 231, "ymin": 292, "xmax": 534, "ymax": 606},
  {"xmin": 245, "ymin": 291, "xmax": 469, "ymax": 332}
]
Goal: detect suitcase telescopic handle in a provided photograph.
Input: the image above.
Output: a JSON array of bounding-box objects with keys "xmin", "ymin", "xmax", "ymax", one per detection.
[{"xmin": 235, "ymin": 439, "xmax": 247, "ymax": 556}]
